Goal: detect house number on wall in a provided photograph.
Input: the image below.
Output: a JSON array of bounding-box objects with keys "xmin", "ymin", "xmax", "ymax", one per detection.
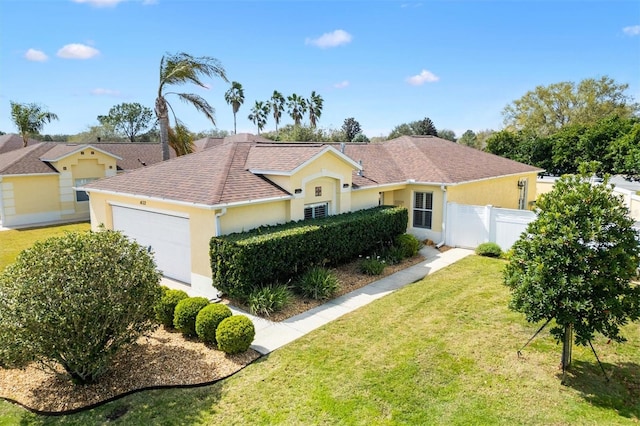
[{"xmin": 140, "ymin": 200, "xmax": 146, "ymax": 205}]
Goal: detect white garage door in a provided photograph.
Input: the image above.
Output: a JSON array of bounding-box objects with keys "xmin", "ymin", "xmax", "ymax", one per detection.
[{"xmin": 112, "ymin": 205, "xmax": 191, "ymax": 283}]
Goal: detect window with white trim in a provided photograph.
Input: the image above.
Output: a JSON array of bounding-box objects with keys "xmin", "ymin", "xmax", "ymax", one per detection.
[
  {"xmin": 304, "ymin": 203, "xmax": 328, "ymax": 220},
  {"xmin": 413, "ymin": 192, "xmax": 433, "ymax": 229},
  {"xmin": 75, "ymin": 178, "xmax": 97, "ymax": 202}
]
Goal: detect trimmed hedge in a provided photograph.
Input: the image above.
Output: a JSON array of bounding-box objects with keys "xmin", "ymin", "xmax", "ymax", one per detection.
[{"xmin": 210, "ymin": 206, "xmax": 408, "ymax": 300}]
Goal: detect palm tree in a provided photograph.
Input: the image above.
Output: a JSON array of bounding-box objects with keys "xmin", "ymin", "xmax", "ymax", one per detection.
[
  {"xmin": 247, "ymin": 101, "xmax": 269, "ymax": 135},
  {"xmin": 287, "ymin": 94, "xmax": 307, "ymax": 126},
  {"xmin": 10, "ymin": 101, "xmax": 59, "ymax": 147},
  {"xmin": 155, "ymin": 52, "xmax": 227, "ymax": 160},
  {"xmin": 267, "ymin": 90, "xmax": 285, "ymax": 136},
  {"xmin": 307, "ymin": 91, "xmax": 324, "ymax": 128},
  {"xmin": 224, "ymin": 81, "xmax": 244, "ymax": 135}
]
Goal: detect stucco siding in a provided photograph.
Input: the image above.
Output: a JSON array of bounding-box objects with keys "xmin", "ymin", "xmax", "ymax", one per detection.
[
  {"xmin": 219, "ymin": 201, "xmax": 289, "ymax": 235},
  {"xmin": 1, "ymin": 175, "xmax": 62, "ymax": 226},
  {"xmin": 447, "ymin": 173, "xmax": 538, "ymax": 210}
]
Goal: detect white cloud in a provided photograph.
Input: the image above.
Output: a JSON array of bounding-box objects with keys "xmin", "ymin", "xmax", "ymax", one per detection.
[
  {"xmin": 333, "ymin": 80, "xmax": 350, "ymax": 89},
  {"xmin": 91, "ymin": 88, "xmax": 121, "ymax": 96},
  {"xmin": 57, "ymin": 43, "xmax": 100, "ymax": 59},
  {"xmin": 305, "ymin": 29, "xmax": 352, "ymax": 49},
  {"xmin": 406, "ymin": 69, "xmax": 440, "ymax": 86},
  {"xmin": 623, "ymin": 25, "xmax": 640, "ymax": 36},
  {"xmin": 25, "ymin": 48, "xmax": 48, "ymax": 62},
  {"xmin": 72, "ymin": 0, "xmax": 125, "ymax": 7}
]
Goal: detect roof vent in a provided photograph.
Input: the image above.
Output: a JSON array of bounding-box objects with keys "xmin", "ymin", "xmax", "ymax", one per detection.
[
  {"xmin": 357, "ymin": 160, "xmax": 364, "ymax": 176},
  {"xmin": 340, "ymin": 142, "xmax": 346, "ymax": 153}
]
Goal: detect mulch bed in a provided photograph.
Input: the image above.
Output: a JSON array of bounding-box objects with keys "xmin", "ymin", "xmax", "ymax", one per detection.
[
  {"xmin": 0, "ymin": 249, "xmax": 430, "ymax": 414},
  {"xmin": 226, "ymin": 253, "xmax": 426, "ymax": 322},
  {"xmin": 0, "ymin": 328, "xmax": 260, "ymax": 414}
]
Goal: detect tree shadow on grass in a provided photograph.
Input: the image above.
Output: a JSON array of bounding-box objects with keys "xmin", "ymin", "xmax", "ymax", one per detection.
[{"xmin": 560, "ymin": 360, "xmax": 640, "ymax": 420}]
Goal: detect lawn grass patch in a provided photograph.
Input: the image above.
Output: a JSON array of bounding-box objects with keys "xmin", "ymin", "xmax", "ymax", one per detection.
[
  {"xmin": 0, "ymin": 222, "xmax": 90, "ymax": 271},
  {"xmin": 1, "ymin": 255, "xmax": 638, "ymax": 425}
]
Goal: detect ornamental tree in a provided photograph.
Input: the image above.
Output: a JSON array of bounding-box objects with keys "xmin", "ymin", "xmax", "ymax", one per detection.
[
  {"xmin": 504, "ymin": 163, "xmax": 640, "ymax": 371},
  {"xmin": 0, "ymin": 230, "xmax": 162, "ymax": 384}
]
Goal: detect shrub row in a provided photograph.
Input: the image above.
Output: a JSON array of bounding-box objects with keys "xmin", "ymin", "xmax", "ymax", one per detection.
[
  {"xmin": 210, "ymin": 206, "xmax": 408, "ymax": 300},
  {"xmin": 154, "ymin": 290, "xmax": 254, "ymax": 354}
]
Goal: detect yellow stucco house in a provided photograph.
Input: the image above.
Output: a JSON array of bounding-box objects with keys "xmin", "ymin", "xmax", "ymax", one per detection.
[
  {"xmin": 0, "ymin": 137, "xmax": 172, "ymax": 228},
  {"xmin": 84, "ymin": 134, "xmax": 541, "ymax": 296}
]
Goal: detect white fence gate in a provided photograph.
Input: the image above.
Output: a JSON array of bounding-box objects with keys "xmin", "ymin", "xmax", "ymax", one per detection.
[{"xmin": 445, "ymin": 203, "xmax": 536, "ymax": 250}]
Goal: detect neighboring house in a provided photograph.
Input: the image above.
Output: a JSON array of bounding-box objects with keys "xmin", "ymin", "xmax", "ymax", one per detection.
[
  {"xmin": 0, "ymin": 138, "xmax": 172, "ymax": 227},
  {"xmin": 85, "ymin": 134, "xmax": 541, "ymax": 296},
  {"xmin": 0, "ymin": 134, "xmax": 40, "ymax": 154}
]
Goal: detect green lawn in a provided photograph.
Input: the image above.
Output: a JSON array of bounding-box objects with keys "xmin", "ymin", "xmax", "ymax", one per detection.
[
  {"xmin": 0, "ymin": 250, "xmax": 638, "ymax": 424},
  {"xmin": 0, "ymin": 222, "xmax": 91, "ymax": 271}
]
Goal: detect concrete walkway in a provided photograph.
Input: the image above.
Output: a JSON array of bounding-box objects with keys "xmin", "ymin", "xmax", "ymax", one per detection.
[{"xmin": 163, "ymin": 246, "xmax": 473, "ymax": 355}]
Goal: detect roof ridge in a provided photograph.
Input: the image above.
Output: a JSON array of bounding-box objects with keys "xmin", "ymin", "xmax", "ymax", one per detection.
[{"xmin": 216, "ymin": 142, "xmax": 244, "ymax": 203}]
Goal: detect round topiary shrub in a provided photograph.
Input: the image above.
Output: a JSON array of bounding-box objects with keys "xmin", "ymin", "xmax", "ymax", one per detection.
[
  {"xmin": 394, "ymin": 233, "xmax": 421, "ymax": 258},
  {"xmin": 0, "ymin": 229, "xmax": 162, "ymax": 384},
  {"xmin": 216, "ymin": 315, "xmax": 255, "ymax": 354},
  {"xmin": 173, "ymin": 297, "xmax": 210, "ymax": 337},
  {"xmin": 155, "ymin": 288, "xmax": 189, "ymax": 328},
  {"xmin": 475, "ymin": 242, "xmax": 503, "ymax": 258},
  {"xmin": 195, "ymin": 303, "xmax": 233, "ymax": 344}
]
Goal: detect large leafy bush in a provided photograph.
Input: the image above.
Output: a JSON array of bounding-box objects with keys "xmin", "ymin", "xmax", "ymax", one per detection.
[{"xmin": 0, "ymin": 229, "xmax": 162, "ymax": 384}]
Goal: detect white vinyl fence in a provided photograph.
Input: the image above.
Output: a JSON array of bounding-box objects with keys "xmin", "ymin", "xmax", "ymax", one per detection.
[{"xmin": 445, "ymin": 203, "xmax": 536, "ymax": 251}]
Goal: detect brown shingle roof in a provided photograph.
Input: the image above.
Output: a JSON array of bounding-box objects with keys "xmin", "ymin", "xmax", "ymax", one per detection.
[
  {"xmin": 343, "ymin": 135, "xmax": 541, "ymax": 186},
  {"xmin": 245, "ymin": 144, "xmax": 326, "ymax": 173},
  {"xmin": 0, "ymin": 143, "xmax": 59, "ymax": 175},
  {"xmin": 85, "ymin": 135, "xmax": 542, "ymax": 207},
  {"xmin": 85, "ymin": 142, "xmax": 291, "ymax": 205},
  {"xmin": 0, "ymin": 142, "xmax": 171, "ymax": 176},
  {"xmin": 0, "ymin": 134, "xmax": 39, "ymax": 154}
]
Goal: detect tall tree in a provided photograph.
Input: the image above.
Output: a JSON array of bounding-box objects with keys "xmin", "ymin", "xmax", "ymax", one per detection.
[
  {"xmin": 287, "ymin": 94, "xmax": 307, "ymax": 126},
  {"xmin": 437, "ymin": 129, "xmax": 457, "ymax": 142},
  {"xmin": 415, "ymin": 117, "xmax": 438, "ymax": 136},
  {"xmin": 155, "ymin": 52, "xmax": 227, "ymax": 160},
  {"xmin": 307, "ymin": 91, "xmax": 324, "ymax": 128},
  {"xmin": 97, "ymin": 102, "xmax": 154, "ymax": 142},
  {"xmin": 267, "ymin": 90, "xmax": 285, "ymax": 135},
  {"xmin": 342, "ymin": 117, "xmax": 362, "ymax": 142},
  {"xmin": 388, "ymin": 117, "xmax": 438, "ymax": 139},
  {"xmin": 224, "ymin": 81, "xmax": 244, "ymax": 135},
  {"xmin": 458, "ymin": 130, "xmax": 477, "ymax": 148},
  {"xmin": 10, "ymin": 101, "xmax": 59, "ymax": 147},
  {"xmin": 248, "ymin": 101, "xmax": 269, "ymax": 134},
  {"xmin": 504, "ymin": 163, "xmax": 640, "ymax": 375},
  {"xmin": 503, "ymin": 76, "xmax": 639, "ymax": 136}
]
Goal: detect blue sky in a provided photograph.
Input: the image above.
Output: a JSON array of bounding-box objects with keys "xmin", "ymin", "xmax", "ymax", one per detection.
[{"xmin": 1, "ymin": 0, "xmax": 639, "ymax": 139}]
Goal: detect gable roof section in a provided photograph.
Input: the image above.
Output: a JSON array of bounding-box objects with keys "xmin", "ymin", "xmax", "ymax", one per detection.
[
  {"xmin": 246, "ymin": 144, "xmax": 360, "ymax": 175},
  {"xmin": 84, "ymin": 142, "xmax": 291, "ymax": 206},
  {"xmin": 344, "ymin": 136, "xmax": 541, "ymax": 186},
  {"xmin": 39, "ymin": 144, "xmax": 122, "ymax": 162}
]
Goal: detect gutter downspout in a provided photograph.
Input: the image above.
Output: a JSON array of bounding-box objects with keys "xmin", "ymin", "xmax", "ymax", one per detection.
[
  {"xmin": 436, "ymin": 184, "xmax": 447, "ymax": 248},
  {"xmin": 214, "ymin": 208, "xmax": 227, "ymax": 237}
]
